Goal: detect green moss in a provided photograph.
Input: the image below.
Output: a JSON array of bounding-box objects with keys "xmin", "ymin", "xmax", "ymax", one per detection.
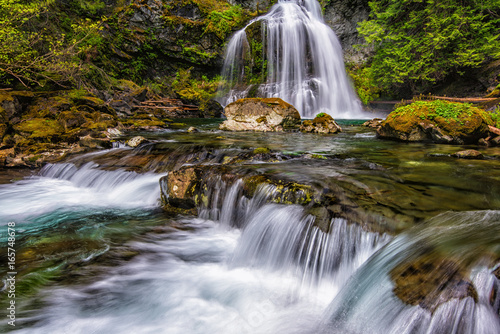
[
  {"xmin": 253, "ymin": 147, "xmax": 270, "ymax": 154},
  {"xmin": 386, "ymin": 100, "xmax": 492, "ymax": 137},
  {"xmin": 14, "ymin": 119, "xmax": 64, "ymax": 140}
]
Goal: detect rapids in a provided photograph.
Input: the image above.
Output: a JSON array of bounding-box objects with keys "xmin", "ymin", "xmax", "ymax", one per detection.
[{"xmin": 1, "ymin": 120, "xmax": 499, "ymax": 333}]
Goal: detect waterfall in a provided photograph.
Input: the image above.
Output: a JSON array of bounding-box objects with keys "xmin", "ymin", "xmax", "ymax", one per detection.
[{"xmin": 218, "ymin": 0, "xmax": 363, "ymax": 118}]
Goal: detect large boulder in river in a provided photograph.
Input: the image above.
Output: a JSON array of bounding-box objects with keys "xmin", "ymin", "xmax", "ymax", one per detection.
[
  {"xmin": 220, "ymin": 98, "xmax": 301, "ymax": 132},
  {"xmin": 300, "ymin": 113, "xmax": 342, "ymax": 134},
  {"xmin": 377, "ymin": 100, "xmax": 492, "ymax": 144}
]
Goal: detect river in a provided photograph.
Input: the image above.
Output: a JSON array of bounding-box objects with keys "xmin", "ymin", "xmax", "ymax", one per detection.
[{"xmin": 1, "ymin": 119, "xmax": 499, "ymax": 333}]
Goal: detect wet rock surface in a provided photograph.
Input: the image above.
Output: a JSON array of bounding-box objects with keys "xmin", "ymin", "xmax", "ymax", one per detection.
[{"xmin": 391, "ymin": 255, "xmax": 478, "ymax": 313}]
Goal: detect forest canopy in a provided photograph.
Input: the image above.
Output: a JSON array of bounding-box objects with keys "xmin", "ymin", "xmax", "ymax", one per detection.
[{"xmin": 358, "ymin": 0, "xmax": 500, "ymax": 95}]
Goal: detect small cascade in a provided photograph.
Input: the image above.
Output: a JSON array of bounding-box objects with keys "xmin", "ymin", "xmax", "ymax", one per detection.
[
  {"xmin": 197, "ymin": 177, "xmax": 390, "ymax": 288},
  {"xmin": 0, "ymin": 162, "xmax": 164, "ymax": 219},
  {"xmin": 218, "ymin": 0, "xmax": 362, "ymax": 118},
  {"xmin": 322, "ymin": 210, "xmax": 500, "ymax": 334}
]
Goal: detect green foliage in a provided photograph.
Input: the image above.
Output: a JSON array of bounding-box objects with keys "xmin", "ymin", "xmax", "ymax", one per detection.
[
  {"xmin": 315, "ymin": 113, "xmax": 327, "ymax": 118},
  {"xmin": 358, "ymin": 0, "xmax": 500, "ymax": 95},
  {"xmin": 204, "ymin": 5, "xmax": 247, "ymax": 41},
  {"xmin": 172, "ymin": 68, "xmax": 221, "ymax": 110},
  {"xmin": 489, "ymin": 107, "xmax": 500, "ymax": 128},
  {"xmin": 346, "ymin": 62, "xmax": 381, "ymax": 104},
  {"xmin": 0, "ymin": 0, "xmax": 105, "ymax": 88}
]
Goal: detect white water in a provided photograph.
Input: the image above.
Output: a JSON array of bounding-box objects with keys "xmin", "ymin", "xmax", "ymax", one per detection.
[
  {"xmin": 322, "ymin": 211, "xmax": 500, "ymax": 334},
  {"xmin": 2, "ymin": 162, "xmax": 499, "ymax": 333},
  {"xmin": 218, "ymin": 0, "xmax": 363, "ymax": 118},
  {"xmin": 4, "ymin": 162, "xmax": 390, "ymax": 333},
  {"xmin": 0, "ymin": 162, "xmax": 163, "ymax": 222}
]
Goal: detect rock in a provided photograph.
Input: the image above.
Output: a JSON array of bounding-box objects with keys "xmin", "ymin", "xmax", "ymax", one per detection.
[
  {"xmin": 126, "ymin": 136, "xmax": 149, "ymax": 148},
  {"xmin": 110, "ymin": 99, "xmax": 133, "ymax": 116},
  {"xmin": 490, "ymin": 136, "xmax": 500, "ymax": 146},
  {"xmin": 300, "ymin": 113, "xmax": 342, "ymax": 134},
  {"xmin": 391, "ymin": 256, "xmax": 478, "ymax": 313},
  {"xmin": 160, "ymin": 167, "xmax": 201, "ymax": 211},
  {"xmin": 187, "ymin": 127, "xmax": 199, "ymax": 133},
  {"xmin": 452, "ymin": 149, "xmax": 484, "ymax": 159},
  {"xmin": 220, "ymin": 98, "xmax": 301, "ymax": 132},
  {"xmin": 362, "ymin": 118, "xmax": 383, "ymax": 128},
  {"xmin": 377, "ymin": 100, "xmax": 491, "ymax": 144},
  {"xmin": 203, "ymin": 99, "xmax": 223, "ymax": 118},
  {"xmin": 79, "ymin": 135, "xmax": 113, "ymax": 149},
  {"xmin": 478, "ymin": 138, "xmax": 489, "ymax": 146},
  {"xmin": 0, "ymin": 148, "xmax": 15, "ymax": 167}
]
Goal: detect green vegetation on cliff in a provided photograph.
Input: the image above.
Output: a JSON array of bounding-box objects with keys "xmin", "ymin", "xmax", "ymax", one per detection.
[
  {"xmin": 358, "ymin": 0, "xmax": 500, "ymax": 96},
  {"xmin": 0, "ymin": 0, "xmax": 252, "ymax": 91}
]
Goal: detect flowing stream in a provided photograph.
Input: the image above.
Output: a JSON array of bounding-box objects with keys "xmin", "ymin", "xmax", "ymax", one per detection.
[
  {"xmin": 218, "ymin": 0, "xmax": 362, "ymax": 118},
  {"xmin": 1, "ymin": 120, "xmax": 499, "ymax": 333}
]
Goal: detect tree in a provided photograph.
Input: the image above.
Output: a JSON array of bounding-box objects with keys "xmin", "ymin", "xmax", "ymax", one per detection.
[
  {"xmin": 0, "ymin": 0, "xmax": 103, "ymax": 88},
  {"xmin": 358, "ymin": 0, "xmax": 500, "ymax": 95}
]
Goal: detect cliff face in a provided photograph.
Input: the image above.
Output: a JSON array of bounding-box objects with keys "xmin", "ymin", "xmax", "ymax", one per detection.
[
  {"xmin": 98, "ymin": 0, "xmax": 254, "ymax": 83},
  {"xmin": 323, "ymin": 0, "xmax": 370, "ymax": 62},
  {"xmin": 100, "ymin": 0, "xmax": 370, "ymax": 84}
]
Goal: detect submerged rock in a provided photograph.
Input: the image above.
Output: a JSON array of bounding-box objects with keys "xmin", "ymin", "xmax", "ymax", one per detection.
[
  {"xmin": 377, "ymin": 100, "xmax": 492, "ymax": 144},
  {"xmin": 391, "ymin": 255, "xmax": 478, "ymax": 313},
  {"xmin": 452, "ymin": 149, "xmax": 484, "ymax": 159},
  {"xmin": 300, "ymin": 113, "xmax": 342, "ymax": 134},
  {"xmin": 220, "ymin": 98, "xmax": 301, "ymax": 132}
]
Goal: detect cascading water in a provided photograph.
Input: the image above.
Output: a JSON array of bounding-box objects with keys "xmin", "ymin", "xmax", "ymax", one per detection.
[
  {"xmin": 2, "ymin": 128, "xmax": 500, "ymax": 333},
  {"xmin": 218, "ymin": 0, "xmax": 363, "ymax": 118},
  {"xmin": 321, "ymin": 211, "xmax": 500, "ymax": 334}
]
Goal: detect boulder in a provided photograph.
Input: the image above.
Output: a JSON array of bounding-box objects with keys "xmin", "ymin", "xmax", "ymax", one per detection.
[
  {"xmin": 300, "ymin": 113, "xmax": 342, "ymax": 134},
  {"xmin": 220, "ymin": 98, "xmax": 301, "ymax": 132},
  {"xmin": 377, "ymin": 100, "xmax": 492, "ymax": 144}
]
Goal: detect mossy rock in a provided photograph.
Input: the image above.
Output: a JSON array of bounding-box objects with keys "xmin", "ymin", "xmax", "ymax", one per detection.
[
  {"xmin": 14, "ymin": 118, "xmax": 64, "ymax": 141},
  {"xmin": 253, "ymin": 147, "xmax": 270, "ymax": 154},
  {"xmin": 378, "ymin": 100, "xmax": 492, "ymax": 144},
  {"xmin": 300, "ymin": 113, "xmax": 342, "ymax": 134}
]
